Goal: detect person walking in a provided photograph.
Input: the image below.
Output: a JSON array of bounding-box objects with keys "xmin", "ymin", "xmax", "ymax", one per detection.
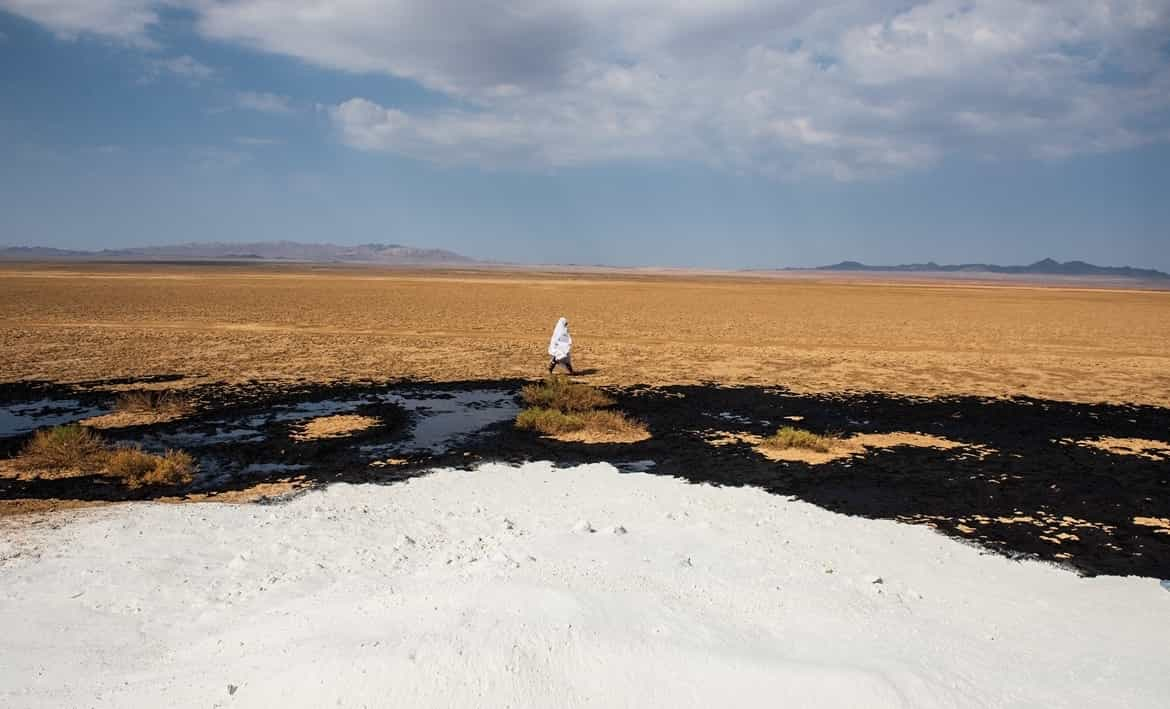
[{"xmin": 547, "ymin": 317, "xmax": 575, "ymax": 374}]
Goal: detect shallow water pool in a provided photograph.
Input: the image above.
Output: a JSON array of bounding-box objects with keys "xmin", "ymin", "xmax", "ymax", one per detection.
[{"xmin": 0, "ymin": 399, "xmax": 109, "ymax": 438}]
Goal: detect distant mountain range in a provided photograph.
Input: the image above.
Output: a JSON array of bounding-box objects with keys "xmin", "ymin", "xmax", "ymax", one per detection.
[
  {"xmin": 0, "ymin": 241, "xmax": 475, "ymax": 265},
  {"xmin": 812, "ymin": 258, "xmax": 1168, "ymax": 280},
  {"xmin": 2, "ymin": 243, "xmax": 1164, "ymax": 280}
]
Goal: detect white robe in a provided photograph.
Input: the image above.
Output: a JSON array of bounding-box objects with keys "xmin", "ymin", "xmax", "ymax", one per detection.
[{"xmin": 548, "ymin": 317, "xmax": 572, "ymax": 359}]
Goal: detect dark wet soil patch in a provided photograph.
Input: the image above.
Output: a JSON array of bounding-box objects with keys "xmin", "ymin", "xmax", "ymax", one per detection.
[{"xmin": 2, "ymin": 377, "xmax": 1168, "ymax": 578}]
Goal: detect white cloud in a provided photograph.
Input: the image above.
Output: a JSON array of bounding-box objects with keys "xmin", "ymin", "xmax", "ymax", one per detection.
[
  {"xmin": 6, "ymin": 1, "xmax": 1170, "ymax": 178},
  {"xmin": 0, "ymin": 0, "xmax": 159, "ymax": 45},
  {"xmin": 236, "ymin": 91, "xmax": 293, "ymax": 114},
  {"xmin": 141, "ymin": 54, "xmax": 215, "ymax": 84}
]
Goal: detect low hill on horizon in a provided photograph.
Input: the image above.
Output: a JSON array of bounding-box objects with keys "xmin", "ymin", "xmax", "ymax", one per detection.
[
  {"xmin": 2, "ymin": 244, "xmax": 1165, "ymax": 280},
  {"xmin": 0, "ymin": 241, "xmax": 475, "ymax": 265},
  {"xmin": 811, "ymin": 258, "xmax": 1168, "ymax": 280}
]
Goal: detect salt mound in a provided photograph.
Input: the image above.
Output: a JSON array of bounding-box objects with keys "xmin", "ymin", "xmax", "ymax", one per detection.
[{"xmin": 1, "ymin": 462, "xmax": 1167, "ymax": 707}]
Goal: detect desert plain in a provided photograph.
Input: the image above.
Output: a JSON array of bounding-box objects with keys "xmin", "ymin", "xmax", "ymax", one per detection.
[{"xmin": 1, "ymin": 262, "xmax": 1168, "ymax": 405}]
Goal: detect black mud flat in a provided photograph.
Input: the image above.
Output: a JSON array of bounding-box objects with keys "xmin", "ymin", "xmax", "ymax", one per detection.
[{"xmin": 2, "ymin": 377, "xmax": 1168, "ymax": 579}]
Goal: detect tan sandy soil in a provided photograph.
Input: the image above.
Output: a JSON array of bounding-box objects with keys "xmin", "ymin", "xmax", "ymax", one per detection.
[
  {"xmin": 0, "ymin": 459, "xmax": 88, "ymax": 482},
  {"xmin": 80, "ymin": 388, "xmax": 193, "ymax": 428},
  {"xmin": 899, "ymin": 511, "xmax": 1120, "ymax": 545},
  {"xmin": 708, "ymin": 430, "xmax": 991, "ymax": 464},
  {"xmin": 1, "ymin": 263, "xmax": 1168, "ymax": 406},
  {"xmin": 291, "ymin": 414, "xmax": 380, "ymax": 441},
  {"xmin": 1133, "ymin": 517, "xmax": 1170, "ymax": 534},
  {"xmin": 1064, "ymin": 436, "xmax": 1170, "ymax": 460},
  {"xmin": 81, "ymin": 410, "xmax": 189, "ymax": 429},
  {"xmin": 0, "ymin": 479, "xmax": 311, "ymax": 519},
  {"xmin": 0, "ymin": 498, "xmax": 111, "ymax": 520},
  {"xmin": 547, "ymin": 428, "xmax": 653, "ymax": 444},
  {"xmin": 171, "ymin": 480, "xmax": 309, "ymax": 504}
]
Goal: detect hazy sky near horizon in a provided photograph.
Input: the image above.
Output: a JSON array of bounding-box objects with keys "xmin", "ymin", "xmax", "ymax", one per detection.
[{"xmin": 2, "ymin": 1, "xmax": 1169, "ymax": 269}]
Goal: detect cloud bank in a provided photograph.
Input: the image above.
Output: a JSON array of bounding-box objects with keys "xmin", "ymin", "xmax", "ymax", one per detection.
[
  {"xmin": 1, "ymin": 0, "xmax": 159, "ymax": 45},
  {"xmin": 5, "ymin": 0, "xmax": 1170, "ymax": 178}
]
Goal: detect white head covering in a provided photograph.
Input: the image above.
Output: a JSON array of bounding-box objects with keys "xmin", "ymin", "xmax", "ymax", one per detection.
[{"xmin": 548, "ymin": 317, "xmax": 571, "ymax": 358}]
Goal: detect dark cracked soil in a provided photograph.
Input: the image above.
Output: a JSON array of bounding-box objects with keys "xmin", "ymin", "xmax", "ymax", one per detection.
[{"xmin": 1, "ymin": 377, "xmax": 1168, "ymax": 579}]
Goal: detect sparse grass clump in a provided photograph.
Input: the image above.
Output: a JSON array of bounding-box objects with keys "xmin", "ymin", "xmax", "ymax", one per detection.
[
  {"xmin": 107, "ymin": 445, "xmax": 196, "ymax": 488},
  {"xmin": 516, "ymin": 407, "xmax": 649, "ymax": 441},
  {"xmin": 13, "ymin": 425, "xmax": 196, "ymax": 487},
  {"xmin": 516, "ymin": 407, "xmax": 586, "ymax": 434},
  {"xmin": 515, "ymin": 378, "xmax": 648, "ymax": 443},
  {"xmin": 762, "ymin": 426, "xmax": 837, "ymax": 453},
  {"xmin": 15, "ymin": 425, "xmax": 108, "ymax": 472},
  {"xmin": 521, "ymin": 376, "xmax": 613, "ymax": 412},
  {"xmin": 115, "ymin": 390, "xmax": 191, "ymax": 416},
  {"xmin": 138, "ymin": 449, "xmax": 196, "ymax": 487},
  {"xmin": 578, "ymin": 410, "xmax": 645, "ymax": 437},
  {"xmin": 105, "ymin": 445, "xmax": 159, "ymax": 479}
]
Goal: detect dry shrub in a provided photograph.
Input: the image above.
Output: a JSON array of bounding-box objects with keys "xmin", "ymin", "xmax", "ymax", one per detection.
[
  {"xmin": 140, "ymin": 449, "xmax": 196, "ymax": 487},
  {"xmin": 516, "ymin": 407, "xmax": 586, "ymax": 434},
  {"xmin": 109, "ymin": 445, "xmax": 196, "ymax": 488},
  {"xmin": 521, "ymin": 376, "xmax": 613, "ymax": 413},
  {"xmin": 762, "ymin": 426, "xmax": 837, "ymax": 453},
  {"xmin": 579, "ymin": 410, "xmax": 646, "ymax": 437},
  {"xmin": 516, "ymin": 407, "xmax": 648, "ymax": 440},
  {"xmin": 105, "ymin": 445, "xmax": 158, "ymax": 479},
  {"xmin": 517, "ymin": 377, "xmax": 647, "ymax": 441},
  {"xmin": 15, "ymin": 425, "xmax": 108, "ymax": 472},
  {"xmin": 115, "ymin": 390, "xmax": 190, "ymax": 416},
  {"xmin": 14, "ymin": 425, "xmax": 195, "ymax": 487}
]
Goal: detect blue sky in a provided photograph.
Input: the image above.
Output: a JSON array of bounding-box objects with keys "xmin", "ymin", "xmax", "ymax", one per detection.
[{"xmin": 1, "ymin": 1, "xmax": 1168, "ymax": 269}]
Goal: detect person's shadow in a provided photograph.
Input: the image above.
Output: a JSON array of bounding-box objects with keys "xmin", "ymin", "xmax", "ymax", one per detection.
[{"xmin": 571, "ymin": 368, "xmax": 599, "ymax": 376}]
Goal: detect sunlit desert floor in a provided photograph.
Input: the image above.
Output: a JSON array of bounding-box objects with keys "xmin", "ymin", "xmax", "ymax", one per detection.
[{"xmin": 2, "ymin": 263, "xmax": 1168, "ymax": 406}]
